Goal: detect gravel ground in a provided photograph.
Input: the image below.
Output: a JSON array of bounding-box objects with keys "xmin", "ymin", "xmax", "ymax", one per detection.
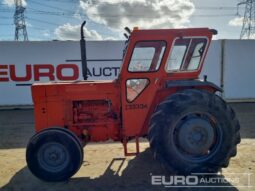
[{"xmin": 0, "ymin": 103, "xmax": 254, "ymax": 191}]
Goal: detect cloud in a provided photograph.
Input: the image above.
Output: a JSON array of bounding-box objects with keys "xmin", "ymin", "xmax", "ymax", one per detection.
[
  {"xmin": 54, "ymin": 23, "xmax": 103, "ymax": 40},
  {"xmin": 79, "ymin": 0, "xmax": 195, "ymax": 30},
  {"xmin": 104, "ymin": 36, "xmax": 117, "ymax": 40},
  {"xmin": 43, "ymin": 30, "xmax": 50, "ymax": 37},
  {"xmin": 229, "ymin": 17, "xmax": 243, "ymax": 27},
  {"xmin": 3, "ymin": 0, "xmax": 27, "ymax": 7}
]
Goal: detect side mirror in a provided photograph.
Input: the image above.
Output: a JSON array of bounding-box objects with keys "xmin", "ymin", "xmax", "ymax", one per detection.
[
  {"xmin": 124, "ymin": 27, "xmax": 131, "ymax": 34},
  {"xmin": 124, "ymin": 33, "xmax": 129, "ymax": 39}
]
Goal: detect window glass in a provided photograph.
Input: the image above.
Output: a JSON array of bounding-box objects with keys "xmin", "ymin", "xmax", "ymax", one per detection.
[
  {"xmin": 187, "ymin": 39, "xmax": 207, "ymax": 70},
  {"xmin": 167, "ymin": 38, "xmax": 207, "ymax": 72},
  {"xmin": 167, "ymin": 45, "xmax": 187, "ymax": 70},
  {"xmin": 126, "ymin": 79, "xmax": 149, "ymax": 102},
  {"xmin": 128, "ymin": 41, "xmax": 166, "ymax": 72},
  {"xmin": 166, "ymin": 39, "xmax": 190, "ymax": 71}
]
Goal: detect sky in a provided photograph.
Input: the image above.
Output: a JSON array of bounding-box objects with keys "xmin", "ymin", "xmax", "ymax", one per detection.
[{"xmin": 0, "ymin": 0, "xmax": 248, "ymax": 41}]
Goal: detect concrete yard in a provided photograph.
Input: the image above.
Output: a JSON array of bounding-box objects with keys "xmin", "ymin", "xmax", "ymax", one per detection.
[{"xmin": 0, "ymin": 103, "xmax": 254, "ymax": 191}]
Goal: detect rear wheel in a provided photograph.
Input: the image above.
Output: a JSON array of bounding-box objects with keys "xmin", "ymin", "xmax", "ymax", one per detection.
[
  {"xmin": 26, "ymin": 128, "xmax": 84, "ymax": 181},
  {"xmin": 148, "ymin": 89, "xmax": 240, "ymax": 174}
]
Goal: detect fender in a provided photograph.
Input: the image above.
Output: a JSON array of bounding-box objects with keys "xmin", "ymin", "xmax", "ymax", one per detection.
[{"xmin": 165, "ymin": 79, "xmax": 223, "ymax": 92}]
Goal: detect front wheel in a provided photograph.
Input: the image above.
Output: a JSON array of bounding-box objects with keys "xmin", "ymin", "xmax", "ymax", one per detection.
[
  {"xmin": 26, "ymin": 128, "xmax": 83, "ymax": 181},
  {"xmin": 148, "ymin": 89, "xmax": 241, "ymax": 174}
]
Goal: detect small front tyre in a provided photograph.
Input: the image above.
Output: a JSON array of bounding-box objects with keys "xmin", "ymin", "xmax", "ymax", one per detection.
[{"xmin": 26, "ymin": 128, "xmax": 83, "ymax": 182}]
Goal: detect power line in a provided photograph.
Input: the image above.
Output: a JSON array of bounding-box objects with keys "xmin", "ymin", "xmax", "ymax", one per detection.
[
  {"xmin": 83, "ymin": 13, "xmax": 237, "ymax": 18},
  {"xmin": 0, "ymin": 9, "xmax": 13, "ymax": 12},
  {"xmin": 0, "ymin": 5, "xmax": 241, "ymax": 18},
  {"xmin": 27, "ymin": 1, "xmax": 245, "ymax": 16},
  {"xmin": 0, "ymin": 16, "xmax": 13, "ymax": 19},
  {"xmin": 29, "ymin": 0, "xmax": 75, "ymax": 13},
  {"xmin": 26, "ymin": 17, "xmax": 61, "ymax": 26},
  {"xmin": 0, "ymin": 2, "xmax": 245, "ymax": 42},
  {"xmin": 2, "ymin": 7, "xmax": 237, "ymax": 19},
  {"xmin": 27, "ymin": 7, "xmax": 84, "ymax": 18},
  {"xmin": 0, "ymin": 3, "xmax": 12, "ymax": 6},
  {"xmin": 40, "ymin": 0, "xmax": 78, "ymax": 3},
  {"xmin": 196, "ymin": 6, "xmax": 241, "ymax": 10},
  {"xmin": 28, "ymin": 26, "xmax": 50, "ymax": 31},
  {"xmin": 191, "ymin": 14, "xmax": 236, "ymax": 18},
  {"xmin": 0, "ymin": 23, "xmax": 13, "ymax": 25},
  {"xmin": 79, "ymin": 1, "xmax": 243, "ymax": 10}
]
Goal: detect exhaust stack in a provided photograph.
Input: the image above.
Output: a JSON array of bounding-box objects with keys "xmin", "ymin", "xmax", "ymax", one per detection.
[{"xmin": 80, "ymin": 21, "xmax": 88, "ymax": 80}]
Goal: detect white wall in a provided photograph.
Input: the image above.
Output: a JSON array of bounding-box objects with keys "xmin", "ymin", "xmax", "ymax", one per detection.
[
  {"xmin": 200, "ymin": 40, "xmax": 222, "ymax": 87},
  {"xmin": 0, "ymin": 40, "xmax": 254, "ymax": 106},
  {"xmin": 224, "ymin": 40, "xmax": 255, "ymax": 100}
]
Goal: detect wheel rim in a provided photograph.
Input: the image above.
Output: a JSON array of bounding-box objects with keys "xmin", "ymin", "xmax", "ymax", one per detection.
[
  {"xmin": 37, "ymin": 142, "xmax": 70, "ymax": 173},
  {"xmin": 173, "ymin": 112, "xmax": 222, "ymax": 161}
]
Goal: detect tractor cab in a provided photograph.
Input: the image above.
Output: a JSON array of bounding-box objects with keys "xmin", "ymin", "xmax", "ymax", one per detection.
[{"xmin": 119, "ymin": 27, "xmax": 216, "ymax": 140}]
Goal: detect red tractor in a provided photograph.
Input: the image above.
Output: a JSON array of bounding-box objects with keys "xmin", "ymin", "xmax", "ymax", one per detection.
[{"xmin": 26, "ymin": 21, "xmax": 240, "ymax": 181}]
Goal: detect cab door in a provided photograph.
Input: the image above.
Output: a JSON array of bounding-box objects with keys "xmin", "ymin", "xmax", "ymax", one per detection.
[{"xmin": 120, "ymin": 39, "xmax": 167, "ymax": 137}]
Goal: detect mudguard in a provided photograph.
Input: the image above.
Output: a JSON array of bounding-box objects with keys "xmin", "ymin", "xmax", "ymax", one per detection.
[{"xmin": 165, "ymin": 79, "xmax": 223, "ymax": 92}]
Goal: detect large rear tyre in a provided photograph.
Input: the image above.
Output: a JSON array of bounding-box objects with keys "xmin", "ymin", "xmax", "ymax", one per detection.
[
  {"xmin": 148, "ymin": 89, "xmax": 240, "ymax": 174},
  {"xmin": 26, "ymin": 128, "xmax": 84, "ymax": 181}
]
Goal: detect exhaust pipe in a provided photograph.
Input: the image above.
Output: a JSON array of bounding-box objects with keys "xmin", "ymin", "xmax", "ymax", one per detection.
[{"xmin": 80, "ymin": 21, "xmax": 88, "ymax": 80}]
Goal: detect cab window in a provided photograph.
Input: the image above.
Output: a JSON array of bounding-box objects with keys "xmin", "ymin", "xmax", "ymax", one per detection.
[
  {"xmin": 166, "ymin": 38, "xmax": 207, "ymax": 72},
  {"xmin": 128, "ymin": 41, "xmax": 166, "ymax": 72},
  {"xmin": 167, "ymin": 39, "xmax": 190, "ymax": 71},
  {"xmin": 126, "ymin": 79, "xmax": 149, "ymax": 102}
]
